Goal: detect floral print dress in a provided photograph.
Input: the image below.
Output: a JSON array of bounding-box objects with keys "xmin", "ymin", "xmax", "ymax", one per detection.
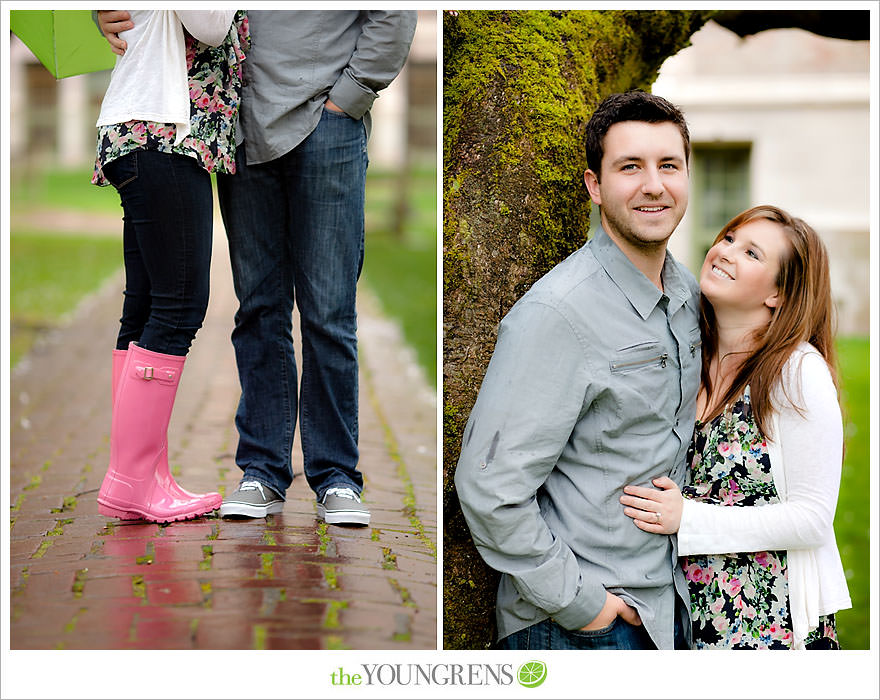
[
  {"xmin": 92, "ymin": 11, "xmax": 249, "ymax": 185},
  {"xmin": 682, "ymin": 386, "xmax": 839, "ymax": 649}
]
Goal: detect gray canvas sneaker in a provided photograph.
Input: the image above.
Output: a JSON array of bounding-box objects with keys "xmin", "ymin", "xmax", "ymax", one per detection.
[
  {"xmin": 318, "ymin": 486, "xmax": 370, "ymax": 526},
  {"xmin": 220, "ymin": 480, "xmax": 284, "ymax": 518}
]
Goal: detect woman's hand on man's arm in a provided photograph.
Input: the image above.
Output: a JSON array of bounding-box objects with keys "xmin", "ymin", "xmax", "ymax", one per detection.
[{"xmin": 97, "ymin": 10, "xmax": 133, "ymax": 55}]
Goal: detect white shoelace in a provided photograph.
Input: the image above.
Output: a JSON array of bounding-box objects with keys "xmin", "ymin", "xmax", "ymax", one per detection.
[
  {"xmin": 239, "ymin": 480, "xmax": 267, "ymax": 499},
  {"xmin": 324, "ymin": 487, "xmax": 360, "ymax": 503}
]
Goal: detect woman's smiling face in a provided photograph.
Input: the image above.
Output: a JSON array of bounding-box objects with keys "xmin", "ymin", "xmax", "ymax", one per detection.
[{"xmin": 700, "ymin": 218, "xmax": 790, "ymax": 315}]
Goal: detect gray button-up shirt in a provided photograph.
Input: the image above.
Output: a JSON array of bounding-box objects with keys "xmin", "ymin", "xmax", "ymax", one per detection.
[
  {"xmin": 237, "ymin": 10, "xmax": 417, "ymax": 164},
  {"xmin": 455, "ymin": 225, "xmax": 701, "ymax": 649}
]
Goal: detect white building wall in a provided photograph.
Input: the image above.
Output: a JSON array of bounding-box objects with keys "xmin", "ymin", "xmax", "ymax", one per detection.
[
  {"xmin": 369, "ymin": 9, "xmax": 437, "ymax": 169},
  {"xmin": 654, "ymin": 21, "xmax": 871, "ymax": 334},
  {"xmin": 10, "ymin": 11, "xmax": 438, "ymax": 174}
]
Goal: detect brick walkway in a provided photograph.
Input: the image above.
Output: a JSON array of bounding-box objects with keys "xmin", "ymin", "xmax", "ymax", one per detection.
[{"xmin": 9, "ymin": 225, "xmax": 438, "ymax": 650}]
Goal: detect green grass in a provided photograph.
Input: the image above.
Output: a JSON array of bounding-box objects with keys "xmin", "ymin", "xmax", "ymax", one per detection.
[
  {"xmin": 833, "ymin": 336, "xmax": 870, "ymax": 649},
  {"xmin": 9, "ymin": 165, "xmax": 438, "ymax": 389},
  {"xmin": 362, "ymin": 167, "xmax": 437, "ymax": 386},
  {"xmin": 10, "ymin": 231, "xmax": 122, "ymax": 367},
  {"xmin": 12, "ymin": 167, "xmax": 119, "ymax": 213},
  {"xmin": 10, "ymin": 167, "xmax": 123, "ymax": 366}
]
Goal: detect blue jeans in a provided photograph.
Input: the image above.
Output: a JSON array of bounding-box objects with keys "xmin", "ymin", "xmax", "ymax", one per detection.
[
  {"xmin": 103, "ymin": 150, "xmax": 213, "ymax": 357},
  {"xmin": 497, "ymin": 610, "xmax": 688, "ymax": 650},
  {"xmin": 216, "ymin": 109, "xmax": 368, "ymax": 500}
]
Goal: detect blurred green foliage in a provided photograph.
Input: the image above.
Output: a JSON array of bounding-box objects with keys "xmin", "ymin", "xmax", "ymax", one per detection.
[
  {"xmin": 10, "ymin": 165, "xmax": 438, "ymax": 392},
  {"xmin": 834, "ymin": 336, "xmax": 870, "ymax": 649}
]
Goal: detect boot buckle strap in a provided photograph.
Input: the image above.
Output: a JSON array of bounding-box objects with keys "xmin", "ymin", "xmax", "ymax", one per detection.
[{"xmin": 135, "ymin": 364, "xmax": 177, "ymax": 383}]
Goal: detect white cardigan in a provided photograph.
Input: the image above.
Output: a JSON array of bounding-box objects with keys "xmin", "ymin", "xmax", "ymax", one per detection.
[
  {"xmin": 677, "ymin": 342, "xmax": 852, "ymax": 649},
  {"xmin": 96, "ymin": 10, "xmax": 236, "ymax": 145}
]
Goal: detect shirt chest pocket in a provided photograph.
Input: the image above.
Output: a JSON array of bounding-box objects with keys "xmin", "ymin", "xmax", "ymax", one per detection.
[
  {"xmin": 610, "ymin": 341, "xmax": 669, "ymax": 374},
  {"xmin": 609, "ymin": 340, "xmax": 673, "ymax": 423}
]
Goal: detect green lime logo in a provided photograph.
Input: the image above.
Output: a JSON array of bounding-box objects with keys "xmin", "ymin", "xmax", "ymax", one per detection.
[{"xmin": 517, "ymin": 660, "xmax": 547, "ymax": 688}]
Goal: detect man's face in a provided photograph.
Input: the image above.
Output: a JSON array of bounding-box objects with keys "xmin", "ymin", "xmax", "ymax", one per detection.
[{"xmin": 584, "ymin": 121, "xmax": 689, "ymax": 255}]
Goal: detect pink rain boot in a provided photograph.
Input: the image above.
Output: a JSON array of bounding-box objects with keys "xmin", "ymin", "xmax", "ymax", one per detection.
[
  {"xmin": 98, "ymin": 342, "xmax": 222, "ymax": 522},
  {"xmin": 100, "ymin": 349, "xmax": 140, "ymax": 519},
  {"xmin": 110, "ymin": 347, "xmax": 215, "ymax": 506},
  {"xmin": 112, "ymin": 348, "xmax": 128, "ymax": 400}
]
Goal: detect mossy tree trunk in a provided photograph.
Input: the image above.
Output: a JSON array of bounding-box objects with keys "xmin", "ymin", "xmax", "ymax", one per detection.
[{"xmin": 442, "ymin": 9, "xmax": 713, "ymax": 650}]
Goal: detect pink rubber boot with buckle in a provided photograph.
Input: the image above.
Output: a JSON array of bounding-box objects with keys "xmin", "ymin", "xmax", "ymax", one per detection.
[
  {"xmin": 109, "ymin": 347, "xmax": 216, "ymax": 507},
  {"xmin": 98, "ymin": 342, "xmax": 222, "ymax": 522}
]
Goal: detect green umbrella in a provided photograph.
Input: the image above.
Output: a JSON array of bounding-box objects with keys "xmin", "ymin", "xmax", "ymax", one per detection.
[{"xmin": 10, "ymin": 9, "xmax": 117, "ymax": 79}]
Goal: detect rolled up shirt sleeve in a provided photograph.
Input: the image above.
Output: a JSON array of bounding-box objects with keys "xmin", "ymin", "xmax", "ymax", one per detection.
[
  {"xmin": 328, "ymin": 10, "xmax": 417, "ymax": 119},
  {"xmin": 454, "ymin": 300, "xmax": 607, "ymax": 630}
]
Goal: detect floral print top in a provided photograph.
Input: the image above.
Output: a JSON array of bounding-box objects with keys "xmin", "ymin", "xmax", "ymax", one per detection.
[
  {"xmin": 682, "ymin": 386, "xmax": 839, "ymax": 649},
  {"xmin": 92, "ymin": 11, "xmax": 249, "ymax": 186}
]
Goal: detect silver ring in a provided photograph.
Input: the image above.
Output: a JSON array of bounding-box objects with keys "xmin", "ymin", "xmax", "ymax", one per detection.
[{"xmin": 653, "ymin": 511, "xmax": 661, "ymax": 524}]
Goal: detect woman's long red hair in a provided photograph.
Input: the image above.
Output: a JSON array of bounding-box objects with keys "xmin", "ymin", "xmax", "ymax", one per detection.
[{"xmin": 700, "ymin": 205, "xmax": 839, "ymax": 437}]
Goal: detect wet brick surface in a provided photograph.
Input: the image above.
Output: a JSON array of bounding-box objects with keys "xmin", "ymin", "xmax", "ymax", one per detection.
[{"xmin": 10, "ymin": 228, "xmax": 438, "ymax": 650}]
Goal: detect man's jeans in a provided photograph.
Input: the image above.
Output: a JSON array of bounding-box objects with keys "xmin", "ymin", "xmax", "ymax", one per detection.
[
  {"xmin": 216, "ymin": 108, "xmax": 368, "ymax": 501},
  {"xmin": 497, "ymin": 610, "xmax": 688, "ymax": 650},
  {"xmin": 103, "ymin": 151, "xmax": 213, "ymax": 357}
]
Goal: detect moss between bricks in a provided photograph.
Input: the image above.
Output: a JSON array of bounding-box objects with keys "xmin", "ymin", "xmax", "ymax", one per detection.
[
  {"xmin": 132, "ymin": 575, "xmax": 146, "ymax": 601},
  {"xmin": 50, "ymin": 495, "xmax": 77, "ymax": 513},
  {"xmin": 257, "ymin": 552, "xmax": 275, "ymax": 580},
  {"xmin": 389, "ymin": 578, "xmax": 416, "ymax": 608},
  {"xmin": 199, "ymin": 544, "xmax": 214, "ymax": 571},
  {"xmin": 128, "ymin": 613, "xmax": 139, "ymax": 642},
  {"xmin": 381, "ymin": 547, "xmax": 398, "ymax": 571},
  {"xmin": 323, "ymin": 600, "xmax": 348, "ymax": 629},
  {"xmin": 135, "ymin": 542, "xmax": 155, "ymax": 565},
  {"xmin": 13, "ymin": 567, "xmax": 30, "ymax": 595},
  {"xmin": 317, "ymin": 522, "xmax": 331, "ymax": 555},
  {"xmin": 29, "ymin": 518, "xmax": 75, "ymax": 559},
  {"xmin": 217, "ymin": 467, "xmax": 230, "ymax": 498},
  {"xmin": 327, "ymin": 635, "xmax": 349, "ymax": 650},
  {"xmin": 361, "ymin": 346, "xmax": 437, "ymax": 559},
  {"xmin": 64, "ymin": 607, "xmax": 87, "ymax": 634},
  {"xmin": 31, "ymin": 540, "xmax": 53, "ymax": 559},
  {"xmin": 72, "ymin": 568, "xmax": 87, "ymax": 598},
  {"xmin": 46, "ymin": 518, "xmax": 73, "ymax": 537},
  {"xmin": 392, "ymin": 613, "xmax": 413, "ymax": 642},
  {"xmin": 253, "ymin": 624, "xmax": 267, "ymax": 650},
  {"xmin": 11, "ymin": 493, "xmax": 26, "ymax": 512},
  {"xmin": 322, "ymin": 564, "xmax": 339, "ymax": 589},
  {"xmin": 200, "ymin": 581, "xmax": 213, "ymax": 608}
]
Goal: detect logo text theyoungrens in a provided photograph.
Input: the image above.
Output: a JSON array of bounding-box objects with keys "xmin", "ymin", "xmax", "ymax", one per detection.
[{"xmin": 330, "ymin": 664, "xmax": 515, "ymax": 687}]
